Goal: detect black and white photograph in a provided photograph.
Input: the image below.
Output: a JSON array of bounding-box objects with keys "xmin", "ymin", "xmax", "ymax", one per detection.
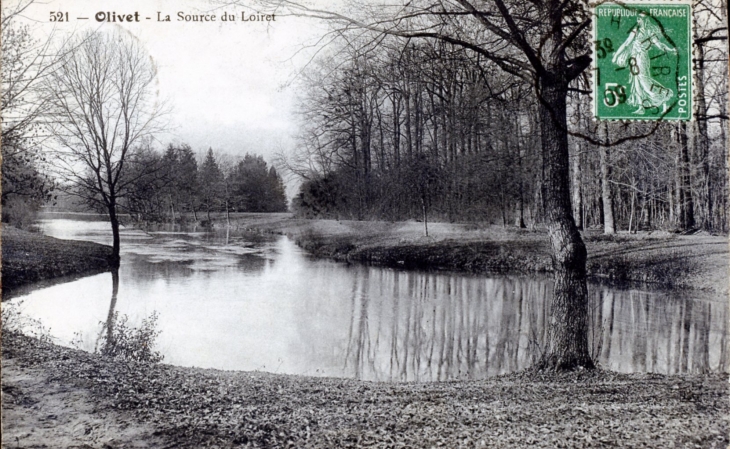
[{"xmin": 1, "ymin": 0, "xmax": 728, "ymax": 447}]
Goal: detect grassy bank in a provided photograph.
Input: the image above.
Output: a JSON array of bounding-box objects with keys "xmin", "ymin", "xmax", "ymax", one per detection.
[
  {"xmin": 1, "ymin": 225, "xmax": 114, "ymax": 297},
  {"xmin": 218, "ymin": 215, "xmax": 729, "ymax": 295},
  {"xmin": 3, "ymin": 332, "xmax": 727, "ymax": 448}
]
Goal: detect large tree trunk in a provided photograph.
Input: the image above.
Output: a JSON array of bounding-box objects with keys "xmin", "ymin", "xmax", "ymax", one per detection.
[
  {"xmin": 536, "ymin": 75, "xmax": 594, "ymax": 371},
  {"xmin": 693, "ymin": 43, "xmax": 711, "ymax": 230},
  {"xmin": 571, "ymin": 143, "xmax": 583, "ymax": 230},
  {"xmin": 721, "ymin": 100, "xmax": 728, "ymax": 233}
]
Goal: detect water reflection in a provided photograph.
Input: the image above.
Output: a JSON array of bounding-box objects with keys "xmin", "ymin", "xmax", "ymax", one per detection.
[
  {"xmin": 103, "ymin": 268, "xmax": 120, "ymax": 349},
  {"xmin": 13, "ymin": 219, "xmax": 728, "ymax": 381},
  {"xmin": 69, "ymin": 269, "xmax": 121, "ymax": 354},
  {"xmin": 594, "ymin": 287, "xmax": 727, "ymax": 375},
  {"xmin": 314, "ymin": 269, "xmax": 728, "ymax": 381}
]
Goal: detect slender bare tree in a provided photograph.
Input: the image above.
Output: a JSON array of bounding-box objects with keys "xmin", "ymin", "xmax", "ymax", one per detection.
[{"xmin": 46, "ymin": 29, "xmax": 166, "ymax": 265}]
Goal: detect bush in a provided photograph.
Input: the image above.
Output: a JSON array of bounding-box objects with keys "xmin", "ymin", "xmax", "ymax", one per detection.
[
  {"xmin": 2, "ymin": 196, "xmax": 41, "ymax": 230},
  {"xmin": 1, "ymin": 300, "xmax": 53, "ymax": 343},
  {"xmin": 96, "ymin": 311, "xmax": 164, "ymax": 363}
]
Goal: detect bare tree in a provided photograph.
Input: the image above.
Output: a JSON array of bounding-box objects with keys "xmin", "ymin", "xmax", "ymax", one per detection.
[
  {"xmin": 1, "ymin": 2, "xmax": 70, "ymax": 225},
  {"xmin": 46, "ymin": 30, "xmax": 165, "ymax": 265},
  {"xmin": 1, "ymin": 1, "xmax": 58, "ymax": 139}
]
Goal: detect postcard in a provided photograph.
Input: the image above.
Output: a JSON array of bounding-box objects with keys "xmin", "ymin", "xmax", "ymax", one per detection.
[{"xmin": 2, "ymin": 0, "xmax": 728, "ymax": 447}]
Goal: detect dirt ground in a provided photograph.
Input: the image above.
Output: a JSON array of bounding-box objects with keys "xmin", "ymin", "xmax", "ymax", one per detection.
[
  {"xmin": 1, "ymin": 358, "xmax": 168, "ymax": 449},
  {"xmin": 2, "ymin": 332, "xmax": 728, "ymax": 449}
]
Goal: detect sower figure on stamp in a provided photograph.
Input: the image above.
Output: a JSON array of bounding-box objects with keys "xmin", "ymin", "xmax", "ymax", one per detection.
[{"xmin": 612, "ymin": 12, "xmax": 677, "ymax": 115}]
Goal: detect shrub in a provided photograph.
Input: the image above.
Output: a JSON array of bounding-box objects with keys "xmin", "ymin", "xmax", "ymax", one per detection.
[
  {"xmin": 96, "ymin": 311, "xmax": 164, "ymax": 363},
  {"xmin": 1, "ymin": 300, "xmax": 53, "ymax": 343},
  {"xmin": 2, "ymin": 196, "xmax": 41, "ymax": 230}
]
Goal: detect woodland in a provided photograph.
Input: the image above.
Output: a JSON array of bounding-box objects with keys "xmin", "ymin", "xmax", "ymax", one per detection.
[{"xmin": 283, "ymin": 1, "xmax": 728, "ymax": 236}]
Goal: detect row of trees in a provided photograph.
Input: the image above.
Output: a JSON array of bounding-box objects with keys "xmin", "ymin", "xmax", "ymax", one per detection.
[
  {"xmin": 286, "ymin": 5, "xmax": 728, "ymax": 234},
  {"xmin": 122, "ymin": 145, "xmax": 287, "ymax": 223},
  {"xmin": 287, "ymin": 40, "xmax": 540, "ymax": 229}
]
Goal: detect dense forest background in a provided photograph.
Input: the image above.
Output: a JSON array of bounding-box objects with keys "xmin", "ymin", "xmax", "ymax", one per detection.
[
  {"xmin": 113, "ymin": 145, "xmax": 288, "ymax": 223},
  {"xmin": 282, "ymin": 0, "xmax": 728, "ymax": 234},
  {"xmin": 2, "ymin": 138, "xmax": 287, "ymax": 227}
]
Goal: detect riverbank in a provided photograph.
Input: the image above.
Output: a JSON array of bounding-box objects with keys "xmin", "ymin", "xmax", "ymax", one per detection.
[
  {"xmin": 3, "ymin": 331, "xmax": 727, "ymax": 448},
  {"xmin": 6, "ymin": 213, "xmax": 726, "ymax": 295},
  {"xmin": 220, "ymin": 214, "xmax": 730, "ymax": 296},
  {"xmin": 1, "ymin": 225, "xmax": 114, "ymax": 297}
]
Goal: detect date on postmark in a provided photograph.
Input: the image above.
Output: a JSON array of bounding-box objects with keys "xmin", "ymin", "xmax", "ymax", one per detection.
[{"xmin": 593, "ymin": 1, "xmax": 692, "ymax": 120}]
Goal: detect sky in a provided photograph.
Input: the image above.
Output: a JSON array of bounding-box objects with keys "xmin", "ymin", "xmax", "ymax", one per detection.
[{"xmin": 10, "ymin": 0, "xmax": 337, "ymax": 194}]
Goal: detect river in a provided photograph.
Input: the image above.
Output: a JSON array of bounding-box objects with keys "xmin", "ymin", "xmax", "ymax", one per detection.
[{"xmin": 7, "ymin": 218, "xmax": 728, "ymax": 381}]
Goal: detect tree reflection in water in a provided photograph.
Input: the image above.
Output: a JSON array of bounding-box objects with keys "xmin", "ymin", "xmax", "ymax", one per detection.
[
  {"xmin": 96, "ymin": 268, "xmax": 120, "ymax": 353},
  {"xmin": 94, "ymin": 269, "xmax": 163, "ymax": 363},
  {"xmin": 335, "ymin": 268, "xmax": 727, "ymax": 381}
]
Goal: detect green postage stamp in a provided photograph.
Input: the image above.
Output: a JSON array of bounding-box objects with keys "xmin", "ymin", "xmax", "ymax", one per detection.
[{"xmin": 593, "ymin": 1, "xmax": 693, "ymax": 120}]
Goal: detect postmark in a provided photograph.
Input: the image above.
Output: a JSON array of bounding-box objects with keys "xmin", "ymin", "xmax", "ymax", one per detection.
[{"xmin": 593, "ymin": 1, "xmax": 693, "ymax": 120}]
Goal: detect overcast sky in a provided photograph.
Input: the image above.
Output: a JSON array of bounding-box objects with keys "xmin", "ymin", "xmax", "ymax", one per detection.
[{"xmin": 12, "ymin": 0, "xmax": 336, "ymax": 194}]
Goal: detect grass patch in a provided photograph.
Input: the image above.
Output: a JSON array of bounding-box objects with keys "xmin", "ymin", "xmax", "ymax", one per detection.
[{"xmin": 2, "ymin": 226, "xmax": 114, "ymax": 297}]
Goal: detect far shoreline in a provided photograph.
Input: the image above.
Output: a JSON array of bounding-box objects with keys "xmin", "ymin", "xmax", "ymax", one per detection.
[
  {"xmin": 206, "ymin": 212, "xmax": 729, "ymax": 296},
  {"xmin": 6, "ymin": 212, "xmax": 729, "ymax": 298}
]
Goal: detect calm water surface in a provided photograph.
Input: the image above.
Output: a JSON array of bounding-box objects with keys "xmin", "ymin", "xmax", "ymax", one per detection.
[{"xmin": 9, "ymin": 219, "xmax": 728, "ymax": 381}]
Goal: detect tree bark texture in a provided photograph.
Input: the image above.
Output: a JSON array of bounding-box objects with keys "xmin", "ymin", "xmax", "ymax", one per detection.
[
  {"xmin": 693, "ymin": 43, "xmax": 711, "ymax": 230},
  {"xmin": 537, "ymin": 76, "xmax": 594, "ymax": 371},
  {"xmin": 676, "ymin": 122, "xmax": 695, "ymax": 230},
  {"xmin": 571, "ymin": 144, "xmax": 583, "ymax": 230}
]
